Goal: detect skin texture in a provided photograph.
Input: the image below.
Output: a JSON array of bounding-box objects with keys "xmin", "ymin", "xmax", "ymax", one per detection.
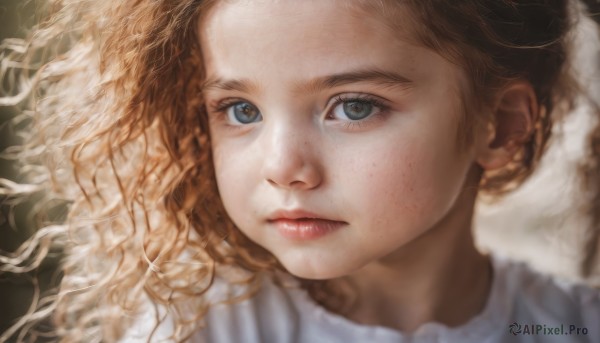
[{"xmin": 199, "ymin": 0, "xmax": 533, "ymax": 333}]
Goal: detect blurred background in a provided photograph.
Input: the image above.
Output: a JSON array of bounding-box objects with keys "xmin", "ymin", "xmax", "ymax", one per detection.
[
  {"xmin": 0, "ymin": 0, "xmax": 60, "ymax": 340},
  {"xmin": 474, "ymin": 4, "xmax": 600, "ymax": 286}
]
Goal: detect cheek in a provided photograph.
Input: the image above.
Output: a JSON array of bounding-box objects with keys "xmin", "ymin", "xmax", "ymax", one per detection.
[
  {"xmin": 211, "ymin": 142, "xmax": 256, "ymax": 224},
  {"xmin": 355, "ymin": 150, "xmax": 428, "ymax": 223},
  {"xmin": 342, "ymin": 135, "xmax": 468, "ymax": 232}
]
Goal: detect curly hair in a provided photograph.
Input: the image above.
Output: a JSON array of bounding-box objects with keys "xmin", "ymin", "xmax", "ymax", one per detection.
[{"xmin": 1, "ymin": 0, "xmax": 599, "ymax": 342}]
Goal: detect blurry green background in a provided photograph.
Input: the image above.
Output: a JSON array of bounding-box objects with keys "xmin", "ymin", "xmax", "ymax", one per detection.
[{"xmin": 0, "ymin": 0, "xmax": 58, "ymax": 340}]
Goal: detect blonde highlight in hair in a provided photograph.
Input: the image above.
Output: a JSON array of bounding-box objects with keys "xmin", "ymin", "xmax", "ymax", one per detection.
[{"xmin": 1, "ymin": 0, "xmax": 284, "ymax": 341}]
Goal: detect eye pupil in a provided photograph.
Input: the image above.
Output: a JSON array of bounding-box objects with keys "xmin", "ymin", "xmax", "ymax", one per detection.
[
  {"xmin": 343, "ymin": 101, "xmax": 372, "ymax": 120},
  {"xmin": 233, "ymin": 103, "xmax": 260, "ymax": 123}
]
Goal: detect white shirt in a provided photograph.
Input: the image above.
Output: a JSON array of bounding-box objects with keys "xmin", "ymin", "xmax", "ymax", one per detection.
[{"xmin": 123, "ymin": 256, "xmax": 600, "ymax": 342}]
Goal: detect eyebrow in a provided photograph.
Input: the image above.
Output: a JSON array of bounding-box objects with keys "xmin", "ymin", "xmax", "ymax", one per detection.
[{"xmin": 201, "ymin": 68, "xmax": 414, "ymax": 94}]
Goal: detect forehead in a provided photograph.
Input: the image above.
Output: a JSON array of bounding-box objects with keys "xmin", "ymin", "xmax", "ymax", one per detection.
[
  {"xmin": 198, "ymin": 0, "xmax": 462, "ymax": 96},
  {"xmin": 201, "ymin": 0, "xmax": 415, "ymax": 34},
  {"xmin": 199, "ymin": 0, "xmax": 409, "ymax": 53}
]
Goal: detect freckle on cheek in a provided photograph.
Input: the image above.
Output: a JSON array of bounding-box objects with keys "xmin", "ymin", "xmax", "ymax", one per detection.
[
  {"xmin": 369, "ymin": 162, "xmax": 376, "ymax": 178},
  {"xmin": 400, "ymin": 161, "xmax": 419, "ymax": 212}
]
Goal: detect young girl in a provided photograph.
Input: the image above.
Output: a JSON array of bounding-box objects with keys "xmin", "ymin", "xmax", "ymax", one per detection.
[{"xmin": 2, "ymin": 0, "xmax": 600, "ymax": 342}]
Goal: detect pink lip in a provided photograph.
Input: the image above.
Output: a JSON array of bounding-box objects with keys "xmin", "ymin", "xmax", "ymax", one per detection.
[{"xmin": 267, "ymin": 209, "xmax": 346, "ymax": 240}]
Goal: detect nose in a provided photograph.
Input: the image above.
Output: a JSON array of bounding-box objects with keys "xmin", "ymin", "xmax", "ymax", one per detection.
[{"xmin": 260, "ymin": 121, "xmax": 322, "ymax": 191}]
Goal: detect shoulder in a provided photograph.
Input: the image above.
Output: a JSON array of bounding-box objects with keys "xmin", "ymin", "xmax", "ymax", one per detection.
[
  {"xmin": 185, "ymin": 271, "xmax": 322, "ymax": 343},
  {"xmin": 120, "ymin": 272, "xmax": 302, "ymax": 343},
  {"xmin": 194, "ymin": 272, "xmax": 301, "ymax": 343},
  {"xmin": 195, "ymin": 273, "xmax": 413, "ymax": 343},
  {"xmin": 494, "ymin": 256, "xmax": 600, "ymax": 342},
  {"xmin": 119, "ymin": 271, "xmax": 297, "ymax": 342}
]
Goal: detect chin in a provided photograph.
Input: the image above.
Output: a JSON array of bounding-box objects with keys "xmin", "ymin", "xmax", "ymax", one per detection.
[{"xmin": 278, "ymin": 256, "xmax": 354, "ymax": 280}]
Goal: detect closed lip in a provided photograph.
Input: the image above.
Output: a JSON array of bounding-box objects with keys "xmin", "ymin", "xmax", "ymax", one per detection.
[
  {"xmin": 267, "ymin": 209, "xmax": 345, "ymax": 223},
  {"xmin": 267, "ymin": 209, "xmax": 347, "ymax": 240}
]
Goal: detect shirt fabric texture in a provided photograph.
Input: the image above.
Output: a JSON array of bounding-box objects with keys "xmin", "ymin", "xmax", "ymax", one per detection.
[{"xmin": 123, "ymin": 255, "xmax": 600, "ymax": 343}]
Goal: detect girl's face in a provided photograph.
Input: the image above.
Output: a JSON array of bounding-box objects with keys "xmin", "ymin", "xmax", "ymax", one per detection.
[{"xmin": 201, "ymin": 0, "xmax": 484, "ymax": 279}]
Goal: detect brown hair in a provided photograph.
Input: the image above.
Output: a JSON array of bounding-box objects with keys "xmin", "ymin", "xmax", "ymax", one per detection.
[
  {"xmin": 1, "ymin": 0, "xmax": 598, "ymax": 341},
  {"xmin": 578, "ymin": 0, "xmax": 600, "ymax": 283},
  {"xmin": 408, "ymin": 0, "xmax": 575, "ymax": 192}
]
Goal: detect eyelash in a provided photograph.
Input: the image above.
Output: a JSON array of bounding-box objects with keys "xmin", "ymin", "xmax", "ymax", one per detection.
[
  {"xmin": 212, "ymin": 99, "xmax": 243, "ymax": 114},
  {"xmin": 208, "ymin": 100, "xmax": 249, "ymax": 131},
  {"xmin": 209, "ymin": 93, "xmax": 390, "ymax": 131},
  {"xmin": 327, "ymin": 94, "xmax": 389, "ymax": 130}
]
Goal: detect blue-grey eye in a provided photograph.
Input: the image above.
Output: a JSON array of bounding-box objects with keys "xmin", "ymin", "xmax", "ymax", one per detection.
[
  {"xmin": 227, "ymin": 102, "xmax": 262, "ymax": 124},
  {"xmin": 332, "ymin": 100, "xmax": 375, "ymax": 121}
]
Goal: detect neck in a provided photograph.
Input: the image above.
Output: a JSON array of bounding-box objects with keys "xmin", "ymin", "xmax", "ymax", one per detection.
[{"xmin": 342, "ymin": 170, "xmax": 492, "ymax": 333}]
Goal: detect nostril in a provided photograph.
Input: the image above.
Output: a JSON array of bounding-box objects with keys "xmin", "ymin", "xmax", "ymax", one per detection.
[
  {"xmin": 263, "ymin": 157, "xmax": 322, "ymax": 190},
  {"xmin": 266, "ymin": 178, "xmax": 307, "ymax": 187}
]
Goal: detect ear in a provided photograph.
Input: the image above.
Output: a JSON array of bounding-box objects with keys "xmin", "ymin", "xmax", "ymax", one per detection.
[{"xmin": 476, "ymin": 82, "xmax": 538, "ymax": 170}]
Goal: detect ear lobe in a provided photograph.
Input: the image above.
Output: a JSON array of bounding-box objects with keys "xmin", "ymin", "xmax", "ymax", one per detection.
[{"xmin": 476, "ymin": 82, "xmax": 538, "ymax": 171}]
